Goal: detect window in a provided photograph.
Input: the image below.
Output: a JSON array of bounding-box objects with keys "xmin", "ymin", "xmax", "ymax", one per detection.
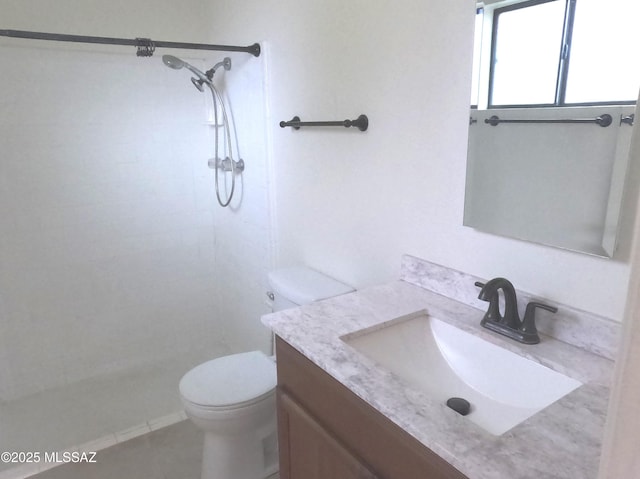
[
  {"xmin": 474, "ymin": 0, "xmax": 640, "ymax": 108},
  {"xmin": 564, "ymin": 0, "xmax": 640, "ymax": 103},
  {"xmin": 490, "ymin": 1, "xmax": 565, "ymax": 106}
]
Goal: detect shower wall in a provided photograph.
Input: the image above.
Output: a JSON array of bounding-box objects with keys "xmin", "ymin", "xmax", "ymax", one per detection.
[
  {"xmin": 210, "ymin": 52, "xmax": 274, "ymax": 353},
  {"xmin": 0, "ymin": 44, "xmax": 225, "ymax": 400},
  {"xmin": 0, "ymin": 0, "xmax": 275, "ymax": 402}
]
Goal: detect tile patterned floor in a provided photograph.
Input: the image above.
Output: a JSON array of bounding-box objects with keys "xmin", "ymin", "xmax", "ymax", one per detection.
[
  {"xmin": 30, "ymin": 421, "xmax": 203, "ymax": 479},
  {"xmin": 28, "ymin": 420, "xmax": 280, "ymax": 479},
  {"xmin": 0, "ymin": 358, "xmax": 202, "ymax": 471}
]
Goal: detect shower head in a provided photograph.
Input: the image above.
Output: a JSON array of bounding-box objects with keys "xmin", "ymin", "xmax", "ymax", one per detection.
[
  {"xmin": 162, "ymin": 54, "xmax": 212, "ymax": 87},
  {"xmin": 162, "ymin": 54, "xmax": 185, "ymax": 70}
]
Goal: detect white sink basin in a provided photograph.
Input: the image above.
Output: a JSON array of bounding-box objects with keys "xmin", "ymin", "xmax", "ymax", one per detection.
[{"xmin": 342, "ymin": 311, "xmax": 582, "ymax": 435}]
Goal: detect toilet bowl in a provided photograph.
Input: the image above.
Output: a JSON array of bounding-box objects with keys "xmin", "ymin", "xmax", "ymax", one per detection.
[
  {"xmin": 180, "ymin": 351, "xmax": 278, "ymax": 479},
  {"xmin": 179, "ymin": 266, "xmax": 354, "ymax": 479}
]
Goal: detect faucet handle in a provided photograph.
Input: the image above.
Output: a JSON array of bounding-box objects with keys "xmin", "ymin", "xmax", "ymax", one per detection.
[
  {"xmin": 526, "ymin": 302, "xmax": 558, "ymax": 315},
  {"xmin": 521, "ymin": 302, "xmax": 558, "ymax": 344}
]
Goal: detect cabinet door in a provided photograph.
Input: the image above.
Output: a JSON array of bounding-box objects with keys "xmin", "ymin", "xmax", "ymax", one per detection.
[{"xmin": 278, "ymin": 390, "xmax": 379, "ymax": 479}]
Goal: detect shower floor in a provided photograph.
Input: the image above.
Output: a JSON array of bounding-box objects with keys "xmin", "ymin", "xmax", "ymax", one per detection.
[{"xmin": 0, "ymin": 356, "xmax": 210, "ymax": 479}]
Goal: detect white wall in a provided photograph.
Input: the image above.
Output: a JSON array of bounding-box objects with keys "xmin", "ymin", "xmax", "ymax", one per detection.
[
  {"xmin": 207, "ymin": 51, "xmax": 274, "ymax": 353},
  {"xmin": 0, "ymin": 0, "xmax": 231, "ymax": 400},
  {"xmin": 1, "ymin": 0, "xmax": 210, "ymax": 40},
  {"xmin": 206, "ymin": 0, "xmax": 634, "ymax": 321}
]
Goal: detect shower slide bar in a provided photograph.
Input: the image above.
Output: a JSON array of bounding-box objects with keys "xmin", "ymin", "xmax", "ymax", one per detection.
[
  {"xmin": 280, "ymin": 115, "xmax": 369, "ymax": 132},
  {"xmin": 0, "ymin": 29, "xmax": 260, "ymax": 57},
  {"xmin": 484, "ymin": 114, "xmax": 613, "ymax": 127}
]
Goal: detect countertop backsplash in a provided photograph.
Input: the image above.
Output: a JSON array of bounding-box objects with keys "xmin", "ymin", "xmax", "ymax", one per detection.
[{"xmin": 400, "ymin": 255, "xmax": 620, "ymax": 360}]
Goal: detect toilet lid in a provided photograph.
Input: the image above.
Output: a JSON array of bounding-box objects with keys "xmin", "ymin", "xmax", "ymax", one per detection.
[
  {"xmin": 179, "ymin": 351, "xmax": 276, "ymax": 407},
  {"xmin": 268, "ymin": 266, "xmax": 354, "ymax": 305}
]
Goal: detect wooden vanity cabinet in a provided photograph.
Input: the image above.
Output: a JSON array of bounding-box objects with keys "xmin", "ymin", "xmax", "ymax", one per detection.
[{"xmin": 276, "ymin": 337, "xmax": 468, "ymax": 479}]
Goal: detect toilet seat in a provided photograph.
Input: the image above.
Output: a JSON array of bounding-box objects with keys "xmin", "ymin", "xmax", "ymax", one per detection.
[{"xmin": 179, "ymin": 351, "xmax": 276, "ymax": 410}]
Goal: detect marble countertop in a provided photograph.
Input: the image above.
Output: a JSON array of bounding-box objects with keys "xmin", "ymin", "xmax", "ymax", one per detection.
[{"xmin": 262, "ymin": 279, "xmax": 614, "ymax": 479}]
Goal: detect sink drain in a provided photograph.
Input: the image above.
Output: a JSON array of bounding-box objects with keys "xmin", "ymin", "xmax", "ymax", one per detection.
[{"xmin": 446, "ymin": 397, "xmax": 471, "ymax": 416}]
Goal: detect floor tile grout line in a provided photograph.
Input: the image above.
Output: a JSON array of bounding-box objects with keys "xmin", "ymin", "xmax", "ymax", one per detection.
[{"xmin": 0, "ymin": 410, "xmax": 186, "ymax": 479}]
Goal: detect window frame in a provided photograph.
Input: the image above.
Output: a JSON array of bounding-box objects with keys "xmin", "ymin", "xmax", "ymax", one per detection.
[
  {"xmin": 483, "ymin": 0, "xmax": 637, "ymax": 109},
  {"xmin": 470, "ymin": 6, "xmax": 484, "ymax": 110}
]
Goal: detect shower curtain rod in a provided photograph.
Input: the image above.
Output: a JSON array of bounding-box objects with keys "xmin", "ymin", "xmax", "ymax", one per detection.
[{"xmin": 0, "ymin": 29, "xmax": 261, "ymax": 57}]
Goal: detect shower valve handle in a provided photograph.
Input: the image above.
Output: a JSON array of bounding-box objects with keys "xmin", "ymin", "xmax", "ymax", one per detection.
[{"xmin": 207, "ymin": 157, "xmax": 245, "ymax": 173}]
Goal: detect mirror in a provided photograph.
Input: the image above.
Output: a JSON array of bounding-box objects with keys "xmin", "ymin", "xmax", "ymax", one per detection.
[{"xmin": 464, "ymin": 0, "xmax": 639, "ymax": 257}]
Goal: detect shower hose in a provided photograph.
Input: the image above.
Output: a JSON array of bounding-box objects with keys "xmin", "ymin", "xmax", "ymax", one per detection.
[{"xmin": 208, "ymin": 83, "xmax": 236, "ymax": 207}]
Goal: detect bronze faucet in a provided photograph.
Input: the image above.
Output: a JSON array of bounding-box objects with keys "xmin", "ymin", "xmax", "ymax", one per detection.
[{"xmin": 475, "ymin": 278, "xmax": 557, "ymax": 345}]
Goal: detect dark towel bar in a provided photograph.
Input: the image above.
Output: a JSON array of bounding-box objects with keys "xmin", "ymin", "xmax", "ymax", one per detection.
[
  {"xmin": 484, "ymin": 114, "xmax": 613, "ymax": 127},
  {"xmin": 280, "ymin": 115, "xmax": 368, "ymax": 132}
]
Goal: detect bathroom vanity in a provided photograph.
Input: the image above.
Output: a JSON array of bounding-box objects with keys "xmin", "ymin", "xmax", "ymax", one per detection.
[
  {"xmin": 263, "ymin": 256, "xmax": 616, "ymax": 479},
  {"xmin": 276, "ymin": 337, "xmax": 466, "ymax": 479}
]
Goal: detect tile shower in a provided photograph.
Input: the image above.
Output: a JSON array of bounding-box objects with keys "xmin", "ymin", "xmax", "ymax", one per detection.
[{"xmin": 0, "ymin": 41, "xmax": 271, "ymax": 476}]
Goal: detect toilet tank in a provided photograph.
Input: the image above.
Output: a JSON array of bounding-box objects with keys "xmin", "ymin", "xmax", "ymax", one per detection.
[{"xmin": 268, "ymin": 266, "xmax": 354, "ymax": 312}]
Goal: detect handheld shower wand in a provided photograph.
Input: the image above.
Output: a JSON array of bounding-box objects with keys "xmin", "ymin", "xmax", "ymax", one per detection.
[
  {"xmin": 162, "ymin": 54, "xmax": 212, "ymax": 92},
  {"xmin": 162, "ymin": 54, "xmax": 242, "ymax": 208},
  {"xmin": 162, "ymin": 55, "xmax": 231, "ymax": 92}
]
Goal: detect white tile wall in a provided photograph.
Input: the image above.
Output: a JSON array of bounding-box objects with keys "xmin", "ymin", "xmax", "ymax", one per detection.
[
  {"xmin": 0, "ymin": 44, "xmax": 249, "ymax": 400},
  {"xmin": 210, "ymin": 52, "xmax": 274, "ymax": 354}
]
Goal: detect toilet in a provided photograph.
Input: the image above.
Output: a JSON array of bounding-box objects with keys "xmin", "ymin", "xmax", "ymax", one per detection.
[{"xmin": 179, "ymin": 266, "xmax": 354, "ymax": 479}]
